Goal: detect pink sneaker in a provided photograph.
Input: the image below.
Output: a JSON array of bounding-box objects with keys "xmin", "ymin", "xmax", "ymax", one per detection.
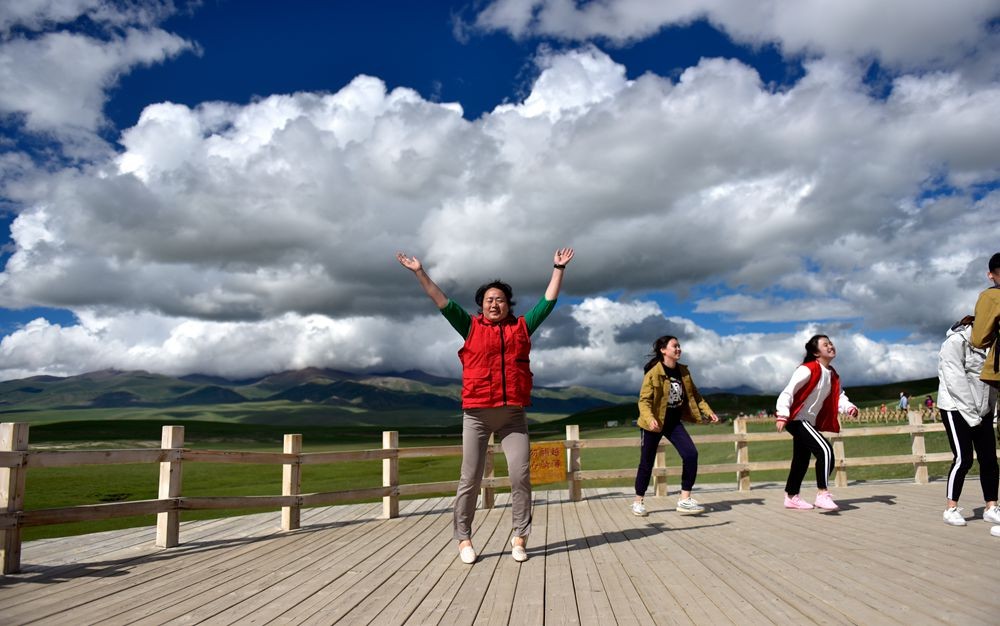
[
  {"xmin": 814, "ymin": 492, "xmax": 839, "ymax": 511},
  {"xmin": 784, "ymin": 494, "xmax": 814, "ymax": 510}
]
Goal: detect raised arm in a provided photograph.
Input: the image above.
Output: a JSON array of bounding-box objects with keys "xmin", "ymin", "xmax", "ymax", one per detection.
[
  {"xmin": 396, "ymin": 252, "xmax": 448, "ymax": 309},
  {"xmin": 545, "ymin": 248, "xmax": 575, "ymax": 301}
]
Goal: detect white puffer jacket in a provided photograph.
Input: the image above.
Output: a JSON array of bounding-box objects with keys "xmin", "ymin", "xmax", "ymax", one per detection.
[{"xmin": 937, "ymin": 323, "xmax": 997, "ymax": 427}]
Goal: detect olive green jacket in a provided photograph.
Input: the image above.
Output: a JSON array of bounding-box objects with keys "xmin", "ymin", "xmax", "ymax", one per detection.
[
  {"xmin": 636, "ymin": 362, "xmax": 714, "ymax": 431},
  {"xmin": 972, "ymin": 287, "xmax": 1000, "ymax": 383}
]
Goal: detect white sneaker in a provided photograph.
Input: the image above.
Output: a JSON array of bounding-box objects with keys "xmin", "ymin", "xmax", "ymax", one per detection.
[
  {"xmin": 510, "ymin": 537, "xmax": 528, "ymax": 562},
  {"xmin": 676, "ymin": 497, "xmax": 706, "ymax": 514},
  {"xmin": 943, "ymin": 506, "xmax": 967, "ymax": 526},
  {"xmin": 991, "ymin": 526, "xmax": 1000, "ymax": 537},
  {"xmin": 459, "ymin": 545, "xmax": 476, "ymax": 564},
  {"xmin": 631, "ymin": 500, "xmax": 648, "ymax": 516},
  {"xmin": 984, "ymin": 505, "xmax": 1000, "ymax": 524}
]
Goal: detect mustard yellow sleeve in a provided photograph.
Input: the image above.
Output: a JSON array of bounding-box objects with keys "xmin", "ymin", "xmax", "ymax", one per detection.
[
  {"xmin": 972, "ymin": 290, "xmax": 1000, "ymax": 348},
  {"xmin": 637, "ymin": 369, "xmax": 657, "ymax": 424}
]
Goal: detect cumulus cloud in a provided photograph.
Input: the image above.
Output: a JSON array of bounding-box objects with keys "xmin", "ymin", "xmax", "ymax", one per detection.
[
  {"xmin": 1, "ymin": 8, "xmax": 998, "ymax": 388},
  {"xmin": 0, "ymin": 0, "xmax": 195, "ymax": 155},
  {"xmin": 0, "ymin": 0, "xmax": 177, "ymax": 34},
  {"xmin": 470, "ymin": 0, "xmax": 1000, "ymax": 74},
  {"xmin": 0, "ymin": 298, "xmax": 934, "ymax": 391}
]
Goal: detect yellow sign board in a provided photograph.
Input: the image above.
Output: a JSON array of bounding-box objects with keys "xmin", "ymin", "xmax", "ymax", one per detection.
[{"xmin": 530, "ymin": 442, "xmax": 567, "ymax": 485}]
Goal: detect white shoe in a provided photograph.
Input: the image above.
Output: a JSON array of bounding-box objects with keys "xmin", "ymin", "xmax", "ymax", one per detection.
[
  {"xmin": 459, "ymin": 545, "xmax": 476, "ymax": 564},
  {"xmin": 984, "ymin": 505, "xmax": 1000, "ymax": 524},
  {"xmin": 510, "ymin": 537, "xmax": 527, "ymax": 562},
  {"xmin": 676, "ymin": 497, "xmax": 706, "ymax": 514},
  {"xmin": 943, "ymin": 506, "xmax": 967, "ymax": 526},
  {"xmin": 991, "ymin": 526, "xmax": 1000, "ymax": 537},
  {"xmin": 631, "ymin": 500, "xmax": 648, "ymax": 516}
]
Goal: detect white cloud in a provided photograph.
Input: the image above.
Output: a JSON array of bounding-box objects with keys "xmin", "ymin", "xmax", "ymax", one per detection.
[
  {"xmin": 2, "ymin": 26, "xmax": 999, "ymax": 386},
  {"xmin": 0, "ymin": 1, "xmax": 195, "ymax": 158},
  {"xmin": 0, "ymin": 298, "xmax": 940, "ymax": 393},
  {"xmin": 471, "ymin": 0, "xmax": 1000, "ymax": 74},
  {"xmin": 694, "ymin": 294, "xmax": 859, "ymax": 323},
  {"xmin": 0, "ymin": 28, "xmax": 194, "ymax": 135},
  {"xmin": 0, "ymin": 0, "xmax": 104, "ymax": 33},
  {"xmin": 0, "ymin": 0, "xmax": 176, "ymax": 34}
]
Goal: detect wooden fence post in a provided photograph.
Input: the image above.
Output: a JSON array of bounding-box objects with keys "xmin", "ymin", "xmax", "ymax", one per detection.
[
  {"xmin": 734, "ymin": 417, "xmax": 750, "ymax": 492},
  {"xmin": 156, "ymin": 425, "xmax": 184, "ymax": 548},
  {"xmin": 833, "ymin": 436, "xmax": 848, "ymax": 488},
  {"xmin": 383, "ymin": 431, "xmax": 399, "ymax": 519},
  {"xmin": 909, "ymin": 410, "xmax": 928, "ymax": 484},
  {"xmin": 1, "ymin": 422, "xmax": 29, "ymax": 575},
  {"xmin": 653, "ymin": 440, "xmax": 668, "ymax": 497},
  {"xmin": 282, "ymin": 434, "xmax": 302, "ymax": 531},
  {"xmin": 566, "ymin": 425, "xmax": 582, "ymax": 502},
  {"xmin": 481, "ymin": 433, "xmax": 495, "ymax": 509}
]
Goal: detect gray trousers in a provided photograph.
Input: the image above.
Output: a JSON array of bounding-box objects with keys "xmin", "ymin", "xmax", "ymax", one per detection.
[{"xmin": 453, "ymin": 406, "xmax": 532, "ymax": 541}]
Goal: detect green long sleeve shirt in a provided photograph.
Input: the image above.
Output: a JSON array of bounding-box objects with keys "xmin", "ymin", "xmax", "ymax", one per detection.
[{"xmin": 439, "ymin": 297, "xmax": 556, "ymax": 338}]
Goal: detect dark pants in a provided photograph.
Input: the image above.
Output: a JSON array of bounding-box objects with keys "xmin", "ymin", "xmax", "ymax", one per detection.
[
  {"xmin": 634, "ymin": 418, "xmax": 699, "ymax": 496},
  {"xmin": 942, "ymin": 409, "xmax": 999, "ymax": 503},
  {"xmin": 784, "ymin": 420, "xmax": 835, "ymax": 495}
]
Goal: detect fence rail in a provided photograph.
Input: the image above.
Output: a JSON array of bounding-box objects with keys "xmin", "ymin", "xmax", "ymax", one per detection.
[{"xmin": 0, "ymin": 410, "xmax": 951, "ymax": 574}]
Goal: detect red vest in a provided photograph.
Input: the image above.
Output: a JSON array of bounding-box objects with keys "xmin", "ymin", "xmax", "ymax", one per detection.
[
  {"xmin": 788, "ymin": 361, "xmax": 841, "ymax": 433},
  {"xmin": 458, "ymin": 315, "xmax": 532, "ymax": 408}
]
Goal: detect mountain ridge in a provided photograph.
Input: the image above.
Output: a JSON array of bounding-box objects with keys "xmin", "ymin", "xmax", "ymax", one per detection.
[{"xmin": 0, "ymin": 368, "xmax": 635, "ymax": 415}]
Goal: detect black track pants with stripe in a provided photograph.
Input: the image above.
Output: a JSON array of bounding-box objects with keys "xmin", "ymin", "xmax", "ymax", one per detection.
[{"xmin": 784, "ymin": 420, "xmax": 835, "ymax": 495}]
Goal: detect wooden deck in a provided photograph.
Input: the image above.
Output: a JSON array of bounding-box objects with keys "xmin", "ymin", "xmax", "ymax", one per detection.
[{"xmin": 1, "ymin": 481, "xmax": 996, "ymax": 625}]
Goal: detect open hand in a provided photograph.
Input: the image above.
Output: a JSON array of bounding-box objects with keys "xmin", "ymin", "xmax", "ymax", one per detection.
[
  {"xmin": 396, "ymin": 252, "xmax": 422, "ymax": 272},
  {"xmin": 554, "ymin": 248, "xmax": 575, "ymax": 266}
]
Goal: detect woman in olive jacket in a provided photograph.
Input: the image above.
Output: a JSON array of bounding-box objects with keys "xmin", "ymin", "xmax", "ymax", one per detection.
[{"xmin": 632, "ymin": 335, "xmax": 718, "ymax": 516}]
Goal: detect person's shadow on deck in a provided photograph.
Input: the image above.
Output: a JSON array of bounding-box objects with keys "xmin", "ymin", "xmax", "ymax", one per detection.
[
  {"xmin": 815, "ymin": 494, "xmax": 897, "ymax": 514},
  {"xmin": 699, "ymin": 497, "xmax": 766, "ymax": 513},
  {"xmin": 534, "ymin": 519, "xmax": 732, "ymax": 558},
  {"xmin": 535, "ymin": 500, "xmax": 770, "ymax": 557}
]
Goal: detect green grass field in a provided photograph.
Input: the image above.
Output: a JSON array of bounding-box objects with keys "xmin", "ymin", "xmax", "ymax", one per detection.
[{"xmin": 12, "ymin": 416, "xmax": 958, "ymax": 541}]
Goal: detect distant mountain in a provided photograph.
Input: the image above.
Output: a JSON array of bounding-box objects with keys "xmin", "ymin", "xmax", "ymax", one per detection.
[
  {"xmin": 370, "ymin": 369, "xmax": 458, "ymax": 387},
  {"xmin": 174, "ymin": 386, "xmax": 248, "ymax": 405},
  {"xmin": 0, "ymin": 368, "xmax": 944, "ymax": 425},
  {"xmin": 180, "ymin": 373, "xmax": 264, "ymax": 387},
  {"xmin": 89, "ymin": 391, "xmax": 142, "ymax": 408},
  {"xmin": 700, "ymin": 385, "xmax": 762, "ymax": 396},
  {"xmin": 250, "ymin": 367, "xmax": 361, "ymax": 392},
  {"xmin": 0, "ymin": 368, "xmax": 633, "ymax": 416}
]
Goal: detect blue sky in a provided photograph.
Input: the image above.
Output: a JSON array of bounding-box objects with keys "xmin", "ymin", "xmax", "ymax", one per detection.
[{"xmin": 1, "ymin": 0, "xmax": 999, "ymax": 392}]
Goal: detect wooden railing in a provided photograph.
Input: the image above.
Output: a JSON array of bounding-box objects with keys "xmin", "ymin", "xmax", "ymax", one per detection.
[{"xmin": 0, "ymin": 411, "xmax": 952, "ymax": 574}]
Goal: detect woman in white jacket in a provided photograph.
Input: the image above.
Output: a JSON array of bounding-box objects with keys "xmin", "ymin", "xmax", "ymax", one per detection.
[{"xmin": 938, "ymin": 315, "xmax": 1000, "ymax": 530}]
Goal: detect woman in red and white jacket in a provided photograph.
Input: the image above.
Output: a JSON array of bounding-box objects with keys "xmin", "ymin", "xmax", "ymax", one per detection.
[{"xmin": 775, "ymin": 334, "xmax": 858, "ymax": 511}]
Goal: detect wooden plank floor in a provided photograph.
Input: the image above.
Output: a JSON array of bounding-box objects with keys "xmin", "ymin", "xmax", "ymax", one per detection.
[{"xmin": 1, "ymin": 481, "xmax": 997, "ymax": 625}]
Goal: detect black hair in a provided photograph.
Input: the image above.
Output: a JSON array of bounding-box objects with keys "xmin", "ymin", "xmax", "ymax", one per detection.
[
  {"xmin": 990, "ymin": 252, "xmax": 1000, "ymax": 273},
  {"xmin": 474, "ymin": 280, "xmax": 516, "ymax": 314},
  {"xmin": 802, "ymin": 334, "xmax": 830, "ymax": 364},
  {"xmin": 952, "ymin": 315, "xmax": 975, "ymax": 330},
  {"xmin": 643, "ymin": 335, "xmax": 679, "ymax": 373}
]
